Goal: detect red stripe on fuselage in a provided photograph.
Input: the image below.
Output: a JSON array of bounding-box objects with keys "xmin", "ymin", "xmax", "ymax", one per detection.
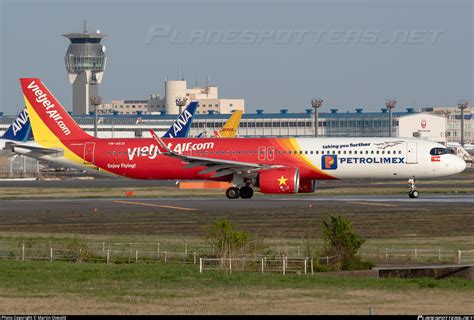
[{"xmin": 75, "ymin": 138, "xmax": 336, "ymax": 180}]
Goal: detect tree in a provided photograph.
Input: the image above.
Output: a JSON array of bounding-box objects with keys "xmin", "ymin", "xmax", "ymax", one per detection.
[
  {"xmin": 322, "ymin": 214, "xmax": 373, "ymax": 270},
  {"xmin": 206, "ymin": 219, "xmax": 249, "ymax": 260}
]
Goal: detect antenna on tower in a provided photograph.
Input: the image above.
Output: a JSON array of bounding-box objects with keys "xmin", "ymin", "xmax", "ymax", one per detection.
[
  {"xmin": 206, "ymin": 75, "xmax": 210, "ymax": 97},
  {"xmin": 83, "ymin": 20, "xmax": 88, "ymax": 34}
]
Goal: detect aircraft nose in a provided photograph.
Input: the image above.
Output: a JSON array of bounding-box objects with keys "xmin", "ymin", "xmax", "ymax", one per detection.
[{"xmin": 452, "ymin": 155, "xmax": 467, "ymax": 174}]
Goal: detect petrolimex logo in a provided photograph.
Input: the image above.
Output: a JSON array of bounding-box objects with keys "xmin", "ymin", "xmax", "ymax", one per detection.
[{"xmin": 322, "ymin": 155, "xmax": 337, "ymax": 170}]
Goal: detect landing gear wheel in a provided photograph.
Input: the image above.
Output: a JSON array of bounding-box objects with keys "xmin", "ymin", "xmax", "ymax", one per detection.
[
  {"xmin": 409, "ymin": 190, "xmax": 419, "ymax": 198},
  {"xmin": 240, "ymin": 186, "xmax": 254, "ymax": 199},
  {"xmin": 407, "ymin": 178, "xmax": 419, "ymax": 199},
  {"xmin": 226, "ymin": 187, "xmax": 240, "ymax": 199}
]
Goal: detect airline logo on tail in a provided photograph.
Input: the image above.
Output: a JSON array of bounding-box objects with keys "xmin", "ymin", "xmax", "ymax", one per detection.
[
  {"xmin": 1, "ymin": 107, "xmax": 33, "ymax": 142},
  {"xmin": 25, "ymin": 80, "xmax": 71, "ymax": 136},
  {"xmin": 163, "ymin": 102, "xmax": 198, "ymax": 138},
  {"xmin": 216, "ymin": 110, "xmax": 243, "ymax": 138}
]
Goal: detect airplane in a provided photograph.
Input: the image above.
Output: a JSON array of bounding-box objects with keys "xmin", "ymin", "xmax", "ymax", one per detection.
[
  {"xmin": 3, "ymin": 98, "xmax": 198, "ymax": 169},
  {"xmin": 0, "ymin": 106, "xmax": 33, "ymax": 156},
  {"xmin": 213, "ymin": 110, "xmax": 243, "ymax": 138},
  {"xmin": 20, "ymin": 77, "xmax": 466, "ymax": 199}
]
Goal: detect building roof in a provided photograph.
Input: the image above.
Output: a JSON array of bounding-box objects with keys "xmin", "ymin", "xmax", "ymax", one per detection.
[{"xmin": 0, "ymin": 109, "xmax": 418, "ymax": 125}]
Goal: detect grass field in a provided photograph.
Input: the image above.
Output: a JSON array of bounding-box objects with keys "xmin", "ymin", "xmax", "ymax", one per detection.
[
  {"xmin": 0, "ymin": 170, "xmax": 472, "ymax": 314},
  {"xmin": 0, "ymin": 260, "xmax": 473, "ymax": 315}
]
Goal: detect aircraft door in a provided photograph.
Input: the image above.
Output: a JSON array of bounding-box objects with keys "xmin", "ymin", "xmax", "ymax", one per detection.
[
  {"xmin": 84, "ymin": 142, "xmax": 95, "ymax": 164},
  {"xmin": 267, "ymin": 146, "xmax": 275, "ymax": 161},
  {"xmin": 406, "ymin": 142, "xmax": 418, "ymax": 164},
  {"xmin": 258, "ymin": 146, "xmax": 266, "ymax": 161}
]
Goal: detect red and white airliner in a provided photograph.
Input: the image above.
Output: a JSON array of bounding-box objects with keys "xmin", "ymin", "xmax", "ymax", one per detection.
[{"xmin": 18, "ymin": 78, "xmax": 466, "ymax": 199}]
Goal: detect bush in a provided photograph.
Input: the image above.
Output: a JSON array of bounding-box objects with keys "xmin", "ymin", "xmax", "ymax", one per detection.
[
  {"xmin": 322, "ymin": 214, "xmax": 373, "ymax": 271},
  {"xmin": 206, "ymin": 219, "xmax": 249, "ymax": 259}
]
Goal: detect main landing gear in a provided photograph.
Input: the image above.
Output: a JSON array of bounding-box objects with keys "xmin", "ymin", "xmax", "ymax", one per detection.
[
  {"xmin": 226, "ymin": 186, "xmax": 254, "ymax": 199},
  {"xmin": 408, "ymin": 178, "xmax": 419, "ymax": 199}
]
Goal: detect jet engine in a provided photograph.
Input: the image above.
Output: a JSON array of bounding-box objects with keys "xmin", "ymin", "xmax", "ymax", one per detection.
[
  {"xmin": 258, "ymin": 167, "xmax": 299, "ymax": 194},
  {"xmin": 298, "ymin": 179, "xmax": 317, "ymax": 193}
]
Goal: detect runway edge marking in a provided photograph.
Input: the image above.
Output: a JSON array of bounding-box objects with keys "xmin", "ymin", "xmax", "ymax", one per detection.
[{"xmin": 114, "ymin": 200, "xmax": 198, "ymax": 211}]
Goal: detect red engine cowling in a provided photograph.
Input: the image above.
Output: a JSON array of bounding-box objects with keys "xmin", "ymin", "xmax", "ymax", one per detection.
[
  {"xmin": 298, "ymin": 179, "xmax": 317, "ymax": 193},
  {"xmin": 258, "ymin": 168, "xmax": 300, "ymax": 194}
]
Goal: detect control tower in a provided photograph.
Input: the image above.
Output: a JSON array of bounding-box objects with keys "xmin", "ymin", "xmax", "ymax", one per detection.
[{"xmin": 63, "ymin": 22, "xmax": 107, "ymax": 115}]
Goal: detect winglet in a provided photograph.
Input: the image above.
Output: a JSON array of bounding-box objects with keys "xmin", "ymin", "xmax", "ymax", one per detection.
[{"xmin": 149, "ymin": 129, "xmax": 171, "ymax": 153}]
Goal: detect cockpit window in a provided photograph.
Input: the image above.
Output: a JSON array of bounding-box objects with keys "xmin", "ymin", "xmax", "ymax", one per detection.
[{"xmin": 430, "ymin": 148, "xmax": 451, "ymax": 156}]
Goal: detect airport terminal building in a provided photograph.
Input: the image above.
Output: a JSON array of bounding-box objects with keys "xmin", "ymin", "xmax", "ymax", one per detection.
[{"xmin": 0, "ymin": 106, "xmax": 471, "ymax": 142}]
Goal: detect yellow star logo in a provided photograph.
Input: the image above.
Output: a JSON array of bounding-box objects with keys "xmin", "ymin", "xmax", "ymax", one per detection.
[{"xmin": 277, "ymin": 175, "xmax": 288, "ymax": 186}]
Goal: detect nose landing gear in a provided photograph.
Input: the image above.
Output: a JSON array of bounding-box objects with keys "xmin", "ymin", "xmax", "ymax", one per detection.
[{"xmin": 408, "ymin": 179, "xmax": 419, "ymax": 198}]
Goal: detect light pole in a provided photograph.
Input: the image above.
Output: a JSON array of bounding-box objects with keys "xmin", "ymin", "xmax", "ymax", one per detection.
[
  {"xmin": 89, "ymin": 96, "xmax": 103, "ymax": 138},
  {"xmin": 311, "ymin": 98, "xmax": 323, "ymax": 137},
  {"xmin": 175, "ymin": 97, "xmax": 188, "ymax": 114},
  {"xmin": 385, "ymin": 99, "xmax": 397, "ymax": 137},
  {"xmin": 457, "ymin": 100, "xmax": 469, "ymax": 147}
]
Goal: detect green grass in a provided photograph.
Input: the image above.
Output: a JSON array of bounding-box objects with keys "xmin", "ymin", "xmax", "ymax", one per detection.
[{"xmin": 0, "ymin": 259, "xmax": 472, "ymax": 302}]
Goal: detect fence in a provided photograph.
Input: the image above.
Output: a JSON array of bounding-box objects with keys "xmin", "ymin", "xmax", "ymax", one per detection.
[
  {"xmin": 359, "ymin": 247, "xmax": 474, "ymax": 264},
  {"xmin": 1, "ymin": 239, "xmax": 473, "ymax": 272},
  {"xmin": 199, "ymin": 256, "xmax": 338, "ymax": 275}
]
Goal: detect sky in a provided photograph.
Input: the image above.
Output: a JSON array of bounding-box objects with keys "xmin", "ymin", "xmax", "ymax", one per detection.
[{"xmin": 0, "ymin": 0, "xmax": 472, "ymax": 115}]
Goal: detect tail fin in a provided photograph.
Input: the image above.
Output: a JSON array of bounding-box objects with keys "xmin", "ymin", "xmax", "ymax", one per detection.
[
  {"xmin": 217, "ymin": 110, "xmax": 243, "ymax": 138},
  {"xmin": 1, "ymin": 107, "xmax": 33, "ymax": 142},
  {"xmin": 20, "ymin": 78, "xmax": 91, "ymax": 146},
  {"xmin": 162, "ymin": 101, "xmax": 198, "ymax": 138}
]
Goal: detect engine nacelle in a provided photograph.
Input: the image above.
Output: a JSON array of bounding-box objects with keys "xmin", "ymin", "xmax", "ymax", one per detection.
[
  {"xmin": 258, "ymin": 168, "xmax": 300, "ymax": 194},
  {"xmin": 298, "ymin": 179, "xmax": 317, "ymax": 193}
]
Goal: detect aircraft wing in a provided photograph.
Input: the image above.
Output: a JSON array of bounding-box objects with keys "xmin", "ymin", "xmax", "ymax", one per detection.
[
  {"xmin": 6, "ymin": 142, "xmax": 64, "ymax": 157},
  {"xmin": 150, "ymin": 129, "xmax": 282, "ymax": 178}
]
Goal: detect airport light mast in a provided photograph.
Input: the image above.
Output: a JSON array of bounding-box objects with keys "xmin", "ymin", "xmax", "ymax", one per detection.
[
  {"xmin": 175, "ymin": 97, "xmax": 188, "ymax": 114},
  {"xmin": 385, "ymin": 99, "xmax": 397, "ymax": 137},
  {"xmin": 457, "ymin": 100, "xmax": 469, "ymax": 147},
  {"xmin": 89, "ymin": 96, "xmax": 102, "ymax": 138},
  {"xmin": 311, "ymin": 98, "xmax": 323, "ymax": 137},
  {"xmin": 64, "ymin": 21, "xmax": 107, "ymax": 115}
]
